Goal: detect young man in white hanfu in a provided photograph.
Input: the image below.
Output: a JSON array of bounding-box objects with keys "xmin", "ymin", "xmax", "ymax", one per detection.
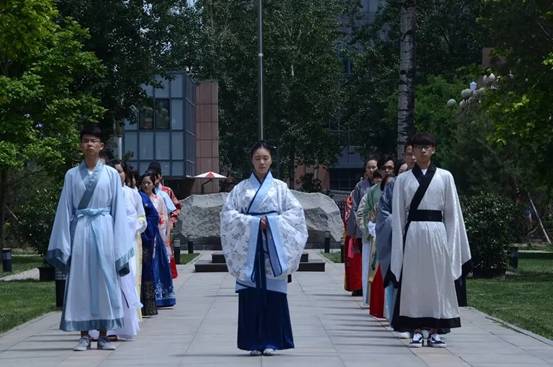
[
  {"xmin": 47, "ymin": 125, "xmax": 134, "ymax": 351},
  {"xmin": 390, "ymin": 133, "xmax": 471, "ymax": 348},
  {"xmin": 220, "ymin": 142, "xmax": 308, "ymax": 356}
]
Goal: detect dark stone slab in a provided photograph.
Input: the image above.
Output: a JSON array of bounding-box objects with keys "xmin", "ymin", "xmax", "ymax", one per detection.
[{"xmin": 194, "ymin": 260, "xmax": 228, "ymax": 272}]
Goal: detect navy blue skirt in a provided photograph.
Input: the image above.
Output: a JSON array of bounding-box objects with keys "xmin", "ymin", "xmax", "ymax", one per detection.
[{"xmin": 237, "ymin": 287, "xmax": 294, "ymax": 351}]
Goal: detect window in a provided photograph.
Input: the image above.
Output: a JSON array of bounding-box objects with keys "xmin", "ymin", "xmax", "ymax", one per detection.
[
  {"xmin": 139, "ymin": 99, "xmax": 154, "ymax": 129},
  {"xmin": 171, "ymin": 99, "xmax": 183, "ymax": 130},
  {"xmin": 155, "ymin": 132, "xmax": 170, "ymax": 160},
  {"xmin": 155, "ymin": 99, "xmax": 170, "ymax": 129},
  {"xmin": 124, "ymin": 132, "xmax": 138, "ymax": 160}
]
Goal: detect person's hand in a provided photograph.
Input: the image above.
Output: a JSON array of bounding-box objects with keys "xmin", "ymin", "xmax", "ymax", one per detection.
[{"xmin": 260, "ymin": 216, "xmax": 268, "ymax": 231}]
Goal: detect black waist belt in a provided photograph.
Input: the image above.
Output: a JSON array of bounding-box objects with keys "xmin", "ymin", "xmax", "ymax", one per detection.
[{"xmin": 408, "ymin": 210, "xmax": 442, "ymax": 222}]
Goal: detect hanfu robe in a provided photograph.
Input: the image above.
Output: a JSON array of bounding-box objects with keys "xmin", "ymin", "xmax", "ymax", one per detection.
[
  {"xmin": 390, "ymin": 165, "xmax": 471, "ymax": 331},
  {"xmin": 47, "ymin": 161, "xmax": 133, "ymax": 331},
  {"xmin": 158, "ymin": 183, "xmax": 180, "ymax": 279},
  {"xmin": 357, "ymin": 184, "xmax": 384, "ymax": 317},
  {"xmin": 90, "ymin": 185, "xmax": 146, "ymax": 339},
  {"xmin": 139, "ymin": 192, "xmax": 159, "ymax": 316},
  {"xmin": 220, "ymin": 172, "xmax": 308, "ymax": 351},
  {"xmin": 150, "ymin": 193, "xmax": 176, "ymax": 307},
  {"xmin": 344, "ymin": 193, "xmax": 362, "ymax": 292},
  {"xmin": 375, "ymin": 178, "xmax": 396, "ymax": 320}
]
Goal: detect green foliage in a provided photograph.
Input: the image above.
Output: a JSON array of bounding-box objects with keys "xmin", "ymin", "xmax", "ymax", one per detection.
[
  {"xmin": 56, "ymin": 0, "xmax": 201, "ymax": 136},
  {"xmin": 462, "ymin": 192, "xmax": 523, "ymax": 277},
  {"xmin": 0, "ymin": 0, "xmax": 105, "ymax": 172},
  {"xmin": 298, "ymin": 173, "xmax": 322, "ymax": 193},
  {"xmin": 478, "ymin": 1, "xmax": 553, "ymax": 187},
  {"xmin": 195, "ymin": 0, "xmax": 344, "ymax": 178},
  {"xmin": 16, "ymin": 185, "xmax": 60, "ymax": 257}
]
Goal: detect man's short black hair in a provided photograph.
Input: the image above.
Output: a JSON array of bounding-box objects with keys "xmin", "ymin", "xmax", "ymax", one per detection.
[
  {"xmin": 410, "ymin": 132, "xmax": 437, "ymax": 147},
  {"xmin": 80, "ymin": 124, "xmax": 102, "ymax": 141},
  {"xmin": 148, "ymin": 161, "xmax": 162, "ymax": 176}
]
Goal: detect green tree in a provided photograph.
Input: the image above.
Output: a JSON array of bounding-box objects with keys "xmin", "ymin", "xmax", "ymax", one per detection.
[
  {"xmin": 55, "ymin": 0, "xmax": 201, "ymax": 141},
  {"xmin": 195, "ymin": 0, "xmax": 344, "ymax": 181},
  {"xmin": 0, "ymin": 0, "xmax": 105, "ymax": 246},
  {"xmin": 479, "ymin": 0, "xmax": 553, "ymax": 188}
]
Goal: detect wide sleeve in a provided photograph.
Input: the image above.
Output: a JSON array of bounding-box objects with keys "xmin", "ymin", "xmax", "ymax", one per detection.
[
  {"xmin": 355, "ymin": 193, "xmax": 369, "ymax": 237},
  {"xmin": 390, "ymin": 176, "xmax": 407, "ymax": 282},
  {"xmin": 46, "ymin": 170, "xmax": 74, "ymax": 271},
  {"xmin": 443, "ymin": 172, "xmax": 472, "ymax": 280},
  {"xmin": 133, "ymin": 190, "xmax": 147, "ymax": 234},
  {"xmin": 111, "ymin": 171, "xmax": 133, "ymax": 274},
  {"xmin": 266, "ymin": 186, "xmax": 308, "ymax": 276},
  {"xmin": 220, "ymin": 185, "xmax": 261, "ymax": 280},
  {"xmin": 167, "ymin": 188, "xmax": 181, "ymax": 225},
  {"xmin": 375, "ymin": 180, "xmax": 394, "ymax": 276}
]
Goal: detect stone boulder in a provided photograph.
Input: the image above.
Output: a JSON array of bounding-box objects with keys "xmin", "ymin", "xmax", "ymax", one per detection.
[{"xmin": 177, "ymin": 190, "xmax": 343, "ymax": 244}]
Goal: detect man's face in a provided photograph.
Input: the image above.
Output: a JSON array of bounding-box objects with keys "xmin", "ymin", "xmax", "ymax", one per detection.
[
  {"xmin": 413, "ymin": 144, "xmax": 435, "ymax": 164},
  {"xmin": 383, "ymin": 160, "xmax": 395, "ymax": 176},
  {"xmin": 80, "ymin": 134, "xmax": 104, "ymax": 158},
  {"xmin": 365, "ymin": 160, "xmax": 378, "ymax": 179},
  {"xmin": 403, "ymin": 145, "xmax": 416, "ymax": 168}
]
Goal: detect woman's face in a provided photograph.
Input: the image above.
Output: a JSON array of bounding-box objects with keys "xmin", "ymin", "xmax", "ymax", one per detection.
[
  {"xmin": 114, "ymin": 164, "xmax": 126, "ymax": 186},
  {"xmin": 141, "ymin": 176, "xmax": 154, "ymax": 194},
  {"xmin": 251, "ymin": 147, "xmax": 272, "ymax": 177}
]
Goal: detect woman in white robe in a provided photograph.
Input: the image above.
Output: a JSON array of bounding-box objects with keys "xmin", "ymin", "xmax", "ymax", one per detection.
[{"xmin": 220, "ymin": 142, "xmax": 308, "ymax": 356}]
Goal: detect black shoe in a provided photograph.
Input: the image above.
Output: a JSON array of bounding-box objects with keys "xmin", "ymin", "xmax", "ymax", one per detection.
[{"xmin": 352, "ymin": 290, "xmax": 363, "ymax": 296}]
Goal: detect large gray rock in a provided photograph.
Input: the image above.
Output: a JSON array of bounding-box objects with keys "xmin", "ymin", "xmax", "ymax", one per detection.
[{"xmin": 177, "ymin": 191, "xmax": 343, "ymax": 243}]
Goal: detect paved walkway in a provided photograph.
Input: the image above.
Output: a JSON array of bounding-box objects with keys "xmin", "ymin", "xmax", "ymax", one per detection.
[{"xmin": 1, "ymin": 251, "xmax": 552, "ymax": 367}]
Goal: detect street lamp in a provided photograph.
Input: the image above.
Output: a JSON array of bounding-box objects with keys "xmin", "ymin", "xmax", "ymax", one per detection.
[{"xmin": 257, "ymin": 0, "xmax": 264, "ymax": 140}]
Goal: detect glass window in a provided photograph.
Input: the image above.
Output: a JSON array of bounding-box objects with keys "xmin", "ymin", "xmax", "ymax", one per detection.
[
  {"xmin": 123, "ymin": 132, "xmax": 138, "ymax": 160},
  {"xmin": 172, "ymin": 161, "xmax": 184, "ymax": 177},
  {"xmin": 155, "ymin": 77, "xmax": 169, "ymax": 98},
  {"xmin": 155, "ymin": 99, "xmax": 170, "ymax": 129},
  {"xmin": 186, "ymin": 161, "xmax": 195, "ymax": 176},
  {"xmin": 139, "ymin": 132, "xmax": 154, "ymax": 160},
  {"xmin": 141, "ymin": 84, "xmax": 154, "ymax": 97},
  {"xmin": 155, "ymin": 132, "xmax": 170, "ymax": 160},
  {"xmin": 171, "ymin": 132, "xmax": 184, "ymax": 160},
  {"xmin": 139, "ymin": 161, "xmax": 151, "ymax": 176},
  {"xmin": 139, "ymin": 98, "xmax": 154, "ymax": 129},
  {"xmin": 124, "ymin": 118, "xmax": 137, "ymax": 130},
  {"xmin": 160, "ymin": 161, "xmax": 171, "ymax": 177},
  {"xmin": 170, "ymin": 74, "xmax": 183, "ymax": 98},
  {"xmin": 171, "ymin": 99, "xmax": 183, "ymax": 130}
]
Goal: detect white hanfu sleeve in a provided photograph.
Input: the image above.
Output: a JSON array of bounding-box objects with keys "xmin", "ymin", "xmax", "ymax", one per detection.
[
  {"xmin": 390, "ymin": 175, "xmax": 407, "ymax": 282},
  {"xmin": 111, "ymin": 170, "xmax": 134, "ymax": 275},
  {"xmin": 220, "ymin": 185, "xmax": 261, "ymax": 280},
  {"xmin": 46, "ymin": 170, "xmax": 74, "ymax": 271},
  {"xmin": 443, "ymin": 172, "xmax": 471, "ymax": 280},
  {"xmin": 265, "ymin": 187, "xmax": 308, "ymax": 276}
]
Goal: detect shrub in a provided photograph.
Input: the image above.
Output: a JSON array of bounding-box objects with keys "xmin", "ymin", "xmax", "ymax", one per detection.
[
  {"xmin": 16, "ymin": 186, "xmax": 60, "ymax": 257},
  {"xmin": 461, "ymin": 192, "xmax": 523, "ymax": 277}
]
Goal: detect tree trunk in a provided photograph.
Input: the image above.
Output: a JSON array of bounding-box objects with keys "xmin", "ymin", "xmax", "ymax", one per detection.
[
  {"xmin": 0, "ymin": 169, "xmax": 7, "ymax": 248},
  {"xmin": 397, "ymin": 0, "xmax": 416, "ymax": 158}
]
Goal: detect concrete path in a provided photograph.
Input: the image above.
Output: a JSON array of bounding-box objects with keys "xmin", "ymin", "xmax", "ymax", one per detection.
[{"xmin": 1, "ymin": 251, "xmax": 552, "ymax": 367}]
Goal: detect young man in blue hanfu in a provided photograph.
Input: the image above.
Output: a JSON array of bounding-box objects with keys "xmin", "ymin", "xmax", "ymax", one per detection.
[
  {"xmin": 220, "ymin": 142, "xmax": 308, "ymax": 356},
  {"xmin": 47, "ymin": 125, "xmax": 134, "ymax": 351}
]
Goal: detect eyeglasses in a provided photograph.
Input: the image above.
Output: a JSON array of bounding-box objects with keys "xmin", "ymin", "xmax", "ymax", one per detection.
[
  {"xmin": 414, "ymin": 145, "xmax": 433, "ymax": 151},
  {"xmin": 383, "ymin": 165, "xmax": 394, "ymax": 170}
]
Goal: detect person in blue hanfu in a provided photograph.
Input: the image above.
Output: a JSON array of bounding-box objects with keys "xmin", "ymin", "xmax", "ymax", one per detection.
[
  {"xmin": 220, "ymin": 141, "xmax": 308, "ymax": 356},
  {"xmin": 47, "ymin": 125, "xmax": 133, "ymax": 351}
]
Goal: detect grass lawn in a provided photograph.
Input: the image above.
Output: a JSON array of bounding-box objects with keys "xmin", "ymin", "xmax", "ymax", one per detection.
[
  {"xmin": 0, "ymin": 255, "xmax": 44, "ymax": 279},
  {"xmin": 0, "ymin": 280, "xmax": 56, "ymax": 334},
  {"xmin": 180, "ymin": 253, "xmax": 200, "ymax": 264},
  {"xmin": 468, "ymin": 258, "xmax": 553, "ymax": 340},
  {"xmin": 320, "ymin": 250, "xmax": 343, "ymax": 263}
]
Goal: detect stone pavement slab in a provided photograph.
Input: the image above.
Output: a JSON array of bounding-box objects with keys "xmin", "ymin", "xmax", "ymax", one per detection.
[{"xmin": 1, "ymin": 250, "xmax": 552, "ymax": 366}]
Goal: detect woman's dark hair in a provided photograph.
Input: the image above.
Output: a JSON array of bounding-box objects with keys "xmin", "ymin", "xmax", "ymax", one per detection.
[
  {"xmin": 108, "ymin": 159, "xmax": 129, "ymax": 184},
  {"xmin": 381, "ymin": 173, "xmax": 392, "ymax": 191},
  {"xmin": 128, "ymin": 165, "xmax": 139, "ymax": 188},
  {"xmin": 410, "ymin": 132, "xmax": 437, "ymax": 147},
  {"xmin": 139, "ymin": 171, "xmax": 157, "ymax": 194},
  {"xmin": 249, "ymin": 141, "xmax": 276, "ymax": 158},
  {"xmin": 80, "ymin": 124, "xmax": 102, "ymax": 141}
]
